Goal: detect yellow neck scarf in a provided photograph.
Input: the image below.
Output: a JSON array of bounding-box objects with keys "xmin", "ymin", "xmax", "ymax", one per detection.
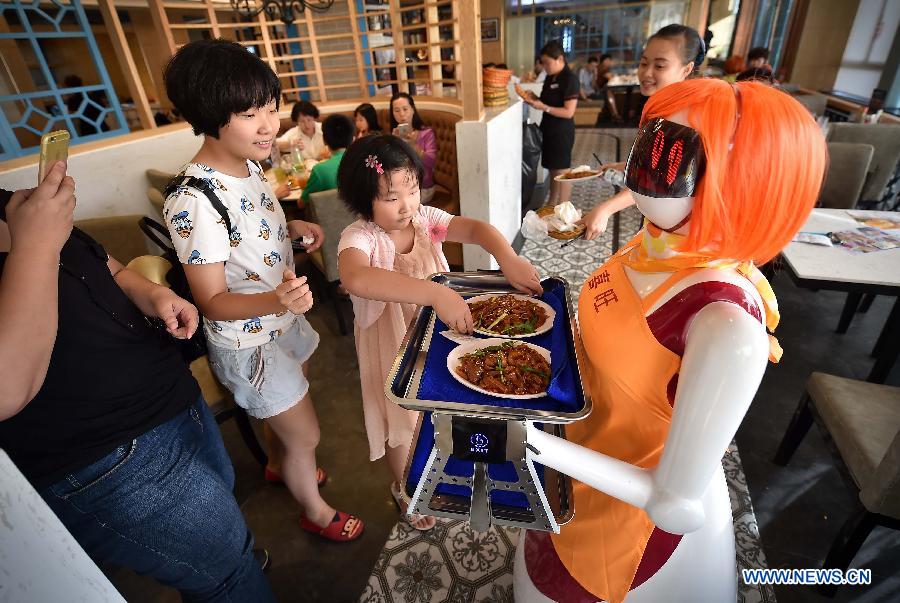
[{"xmin": 620, "ymin": 222, "xmax": 783, "ymax": 363}]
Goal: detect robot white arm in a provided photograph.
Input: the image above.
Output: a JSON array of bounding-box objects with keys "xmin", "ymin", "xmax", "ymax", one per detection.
[{"xmin": 526, "ymin": 301, "xmax": 769, "ymax": 534}]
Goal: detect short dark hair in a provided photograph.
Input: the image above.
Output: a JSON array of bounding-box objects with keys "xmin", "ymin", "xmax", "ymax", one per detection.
[
  {"xmin": 164, "ymin": 39, "xmax": 280, "ymax": 138},
  {"xmin": 353, "ymin": 102, "xmax": 381, "ymax": 134},
  {"xmin": 736, "ymin": 67, "xmax": 774, "ymax": 83},
  {"xmin": 389, "ymin": 92, "xmax": 425, "ymax": 131},
  {"xmin": 496, "ymin": 63, "xmax": 508, "ymax": 69},
  {"xmin": 748, "ymin": 47, "xmax": 770, "ymax": 62},
  {"xmin": 338, "ymin": 134, "xmax": 424, "ymax": 220},
  {"xmin": 600, "ymin": 53, "xmax": 612, "ymax": 62},
  {"xmin": 587, "ymin": 56, "xmax": 599, "ymax": 64},
  {"xmin": 322, "ymin": 114, "xmax": 354, "ymax": 150},
  {"xmin": 540, "ymin": 40, "xmax": 566, "ymax": 60},
  {"xmin": 291, "ymin": 100, "xmax": 319, "ymax": 123},
  {"xmin": 647, "ymin": 24, "xmax": 705, "ymax": 68}
]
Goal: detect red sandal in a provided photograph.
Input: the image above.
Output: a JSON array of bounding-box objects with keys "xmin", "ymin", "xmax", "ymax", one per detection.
[
  {"xmin": 264, "ymin": 467, "xmax": 326, "ymax": 487},
  {"xmin": 299, "ymin": 511, "xmax": 364, "ymax": 542}
]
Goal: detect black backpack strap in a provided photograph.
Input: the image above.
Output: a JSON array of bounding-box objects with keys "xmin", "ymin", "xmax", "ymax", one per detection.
[{"xmin": 164, "ymin": 175, "xmax": 232, "ymax": 233}]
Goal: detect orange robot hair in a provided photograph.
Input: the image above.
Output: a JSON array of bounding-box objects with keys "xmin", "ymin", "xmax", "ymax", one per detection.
[{"xmin": 641, "ymin": 78, "xmax": 827, "ymax": 264}]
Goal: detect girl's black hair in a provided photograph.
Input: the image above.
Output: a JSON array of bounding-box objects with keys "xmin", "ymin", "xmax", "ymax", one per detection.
[
  {"xmin": 389, "ymin": 92, "xmax": 425, "ymax": 131},
  {"xmin": 539, "ymin": 40, "xmax": 566, "ymax": 61},
  {"xmin": 291, "ymin": 100, "xmax": 319, "ymax": 123},
  {"xmin": 353, "ymin": 102, "xmax": 382, "ymax": 134},
  {"xmin": 647, "ymin": 24, "xmax": 706, "ymax": 68},
  {"xmin": 164, "ymin": 39, "xmax": 280, "ymax": 138},
  {"xmin": 337, "ymin": 134, "xmax": 424, "ymax": 220}
]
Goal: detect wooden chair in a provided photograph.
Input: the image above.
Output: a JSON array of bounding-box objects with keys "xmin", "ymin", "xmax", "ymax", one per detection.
[
  {"xmin": 125, "ymin": 255, "xmax": 268, "ymax": 467},
  {"xmin": 147, "ymin": 187, "xmax": 165, "ymax": 218},
  {"xmin": 74, "ymin": 215, "xmax": 150, "ymax": 265},
  {"xmin": 304, "ymin": 189, "xmax": 357, "ymax": 335},
  {"xmin": 774, "ymin": 372, "xmax": 900, "ymax": 596},
  {"xmin": 145, "ymin": 168, "xmax": 175, "ymax": 196},
  {"xmin": 818, "ymin": 142, "xmax": 876, "ymax": 332}
]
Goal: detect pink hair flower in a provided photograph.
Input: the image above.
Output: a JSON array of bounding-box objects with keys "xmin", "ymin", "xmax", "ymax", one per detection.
[
  {"xmin": 428, "ymin": 223, "xmax": 448, "ymax": 244},
  {"xmin": 365, "ymin": 154, "xmax": 384, "ymax": 175}
]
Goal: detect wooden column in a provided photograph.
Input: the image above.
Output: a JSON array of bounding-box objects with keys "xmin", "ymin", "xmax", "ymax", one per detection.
[
  {"xmin": 130, "ymin": 8, "xmax": 170, "ymax": 108},
  {"xmin": 303, "ymin": 10, "xmax": 327, "ymax": 101},
  {"xmin": 457, "ymin": 0, "xmax": 482, "ymax": 120},
  {"xmin": 388, "ymin": 0, "xmax": 407, "ymax": 93},
  {"xmin": 203, "ymin": 0, "xmax": 222, "ymax": 37},
  {"xmin": 425, "ymin": 1, "xmax": 442, "ymax": 96},
  {"xmin": 98, "ymin": 0, "xmax": 155, "ymax": 130},
  {"xmin": 148, "ymin": 0, "xmax": 176, "ymax": 56},
  {"xmin": 687, "ymin": 0, "xmax": 711, "ymax": 35},
  {"xmin": 731, "ymin": 0, "xmax": 759, "ymax": 59},
  {"xmin": 346, "ymin": 0, "xmax": 370, "ymax": 97}
]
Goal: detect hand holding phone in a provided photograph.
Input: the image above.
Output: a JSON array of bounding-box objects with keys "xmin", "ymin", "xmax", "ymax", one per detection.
[
  {"xmin": 8, "ymin": 161, "xmax": 75, "ymax": 256},
  {"xmin": 38, "ymin": 130, "xmax": 70, "ymax": 185},
  {"xmin": 396, "ymin": 123, "xmax": 412, "ymax": 138}
]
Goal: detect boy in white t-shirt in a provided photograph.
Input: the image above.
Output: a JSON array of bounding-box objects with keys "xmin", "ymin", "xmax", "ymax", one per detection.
[{"xmin": 163, "ymin": 39, "xmax": 363, "ymax": 542}]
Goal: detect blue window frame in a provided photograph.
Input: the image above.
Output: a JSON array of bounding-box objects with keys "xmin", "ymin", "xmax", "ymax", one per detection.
[{"xmin": 0, "ymin": 0, "xmax": 128, "ymax": 160}]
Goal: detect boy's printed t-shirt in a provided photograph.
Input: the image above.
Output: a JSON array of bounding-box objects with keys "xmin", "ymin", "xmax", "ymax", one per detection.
[{"xmin": 164, "ymin": 160, "xmax": 295, "ymax": 350}]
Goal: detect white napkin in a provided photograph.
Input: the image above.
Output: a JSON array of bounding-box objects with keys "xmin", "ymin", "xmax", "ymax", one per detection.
[
  {"xmin": 440, "ymin": 330, "xmax": 480, "ymax": 344},
  {"xmin": 545, "ymin": 201, "xmax": 582, "ymax": 232}
]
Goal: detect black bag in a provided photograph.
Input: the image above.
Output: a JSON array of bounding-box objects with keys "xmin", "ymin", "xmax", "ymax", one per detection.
[
  {"xmin": 138, "ymin": 217, "xmax": 209, "ymax": 363},
  {"xmin": 522, "ymin": 122, "xmax": 543, "ymax": 212},
  {"xmin": 138, "ymin": 176, "xmax": 232, "ymax": 363}
]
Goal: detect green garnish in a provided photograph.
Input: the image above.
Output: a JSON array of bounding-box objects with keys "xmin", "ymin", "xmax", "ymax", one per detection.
[
  {"xmin": 521, "ymin": 365, "xmax": 550, "ymax": 379},
  {"xmin": 502, "ymin": 317, "xmax": 537, "ymax": 335}
]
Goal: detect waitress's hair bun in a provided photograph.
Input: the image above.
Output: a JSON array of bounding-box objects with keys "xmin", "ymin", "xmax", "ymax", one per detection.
[{"xmin": 647, "ymin": 24, "xmax": 705, "ymax": 69}]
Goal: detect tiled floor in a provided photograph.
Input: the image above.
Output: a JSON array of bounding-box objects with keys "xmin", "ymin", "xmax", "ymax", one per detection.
[{"xmin": 108, "ymin": 129, "xmax": 899, "ymax": 602}]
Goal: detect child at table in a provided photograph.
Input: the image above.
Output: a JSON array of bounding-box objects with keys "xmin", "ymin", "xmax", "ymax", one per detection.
[
  {"xmin": 337, "ymin": 134, "xmax": 543, "ymax": 530},
  {"xmin": 163, "ymin": 38, "xmax": 363, "ymax": 542}
]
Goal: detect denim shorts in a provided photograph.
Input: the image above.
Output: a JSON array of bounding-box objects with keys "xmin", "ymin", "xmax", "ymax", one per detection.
[{"xmin": 208, "ymin": 316, "xmax": 319, "ymax": 419}]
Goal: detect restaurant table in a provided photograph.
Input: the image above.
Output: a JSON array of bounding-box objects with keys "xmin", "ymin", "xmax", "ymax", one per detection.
[
  {"xmin": 0, "ymin": 449, "xmax": 125, "ymax": 601},
  {"xmin": 780, "ymin": 208, "xmax": 900, "ymax": 382}
]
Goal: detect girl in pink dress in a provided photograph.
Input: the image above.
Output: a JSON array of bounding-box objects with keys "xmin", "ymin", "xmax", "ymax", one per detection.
[{"xmin": 337, "ymin": 135, "xmax": 542, "ymax": 530}]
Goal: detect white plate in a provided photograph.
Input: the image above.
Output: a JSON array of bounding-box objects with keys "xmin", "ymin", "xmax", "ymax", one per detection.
[
  {"xmin": 447, "ymin": 338, "xmax": 551, "ymax": 400},
  {"xmin": 466, "ymin": 294, "xmax": 555, "ymax": 338},
  {"xmin": 553, "ymin": 170, "xmax": 602, "ymax": 183}
]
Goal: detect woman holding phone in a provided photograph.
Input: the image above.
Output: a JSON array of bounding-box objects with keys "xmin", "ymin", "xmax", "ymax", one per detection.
[
  {"xmin": 389, "ymin": 93, "xmax": 438, "ymax": 205},
  {"xmin": 578, "ymin": 24, "xmax": 705, "ymax": 240}
]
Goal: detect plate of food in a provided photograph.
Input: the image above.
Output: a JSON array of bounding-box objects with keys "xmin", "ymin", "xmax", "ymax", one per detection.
[
  {"xmin": 554, "ymin": 165, "xmax": 602, "ymax": 182},
  {"xmin": 535, "ymin": 203, "xmax": 585, "ymax": 240},
  {"xmin": 467, "ymin": 293, "xmax": 555, "ymax": 338},
  {"xmin": 448, "ymin": 338, "xmax": 552, "ymax": 399}
]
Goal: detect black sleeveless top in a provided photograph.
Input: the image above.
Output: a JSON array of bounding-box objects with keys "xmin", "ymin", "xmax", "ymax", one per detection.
[{"xmin": 0, "ymin": 190, "xmax": 199, "ymax": 488}]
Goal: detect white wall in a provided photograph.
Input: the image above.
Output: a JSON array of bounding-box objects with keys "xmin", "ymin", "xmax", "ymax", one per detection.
[
  {"xmin": 0, "ymin": 124, "xmax": 202, "ymax": 220},
  {"xmin": 456, "ymin": 101, "xmax": 524, "ymax": 270},
  {"xmin": 834, "ymin": 0, "xmax": 900, "ymax": 96}
]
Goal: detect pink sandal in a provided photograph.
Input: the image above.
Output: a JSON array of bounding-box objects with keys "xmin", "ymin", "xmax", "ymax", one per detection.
[{"xmin": 299, "ymin": 511, "xmax": 364, "ymax": 542}]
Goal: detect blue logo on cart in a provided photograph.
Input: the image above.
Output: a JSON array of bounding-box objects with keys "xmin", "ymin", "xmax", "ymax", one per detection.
[{"xmin": 470, "ymin": 433, "xmax": 490, "ymax": 454}]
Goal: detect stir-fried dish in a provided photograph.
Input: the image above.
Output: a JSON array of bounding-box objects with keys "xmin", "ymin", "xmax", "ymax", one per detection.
[
  {"xmin": 455, "ymin": 341, "xmax": 551, "ymax": 396},
  {"xmin": 560, "ymin": 169, "xmax": 598, "ymax": 180},
  {"xmin": 470, "ymin": 295, "xmax": 549, "ymax": 336}
]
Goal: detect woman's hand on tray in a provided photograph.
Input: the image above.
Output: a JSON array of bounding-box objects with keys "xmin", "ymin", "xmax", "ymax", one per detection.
[
  {"xmin": 433, "ymin": 287, "xmax": 474, "ymax": 334},
  {"xmin": 498, "ymin": 255, "xmax": 543, "ymax": 296}
]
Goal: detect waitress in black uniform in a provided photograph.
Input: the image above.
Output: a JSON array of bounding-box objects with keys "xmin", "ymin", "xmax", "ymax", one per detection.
[{"xmin": 524, "ymin": 40, "xmax": 580, "ymax": 206}]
